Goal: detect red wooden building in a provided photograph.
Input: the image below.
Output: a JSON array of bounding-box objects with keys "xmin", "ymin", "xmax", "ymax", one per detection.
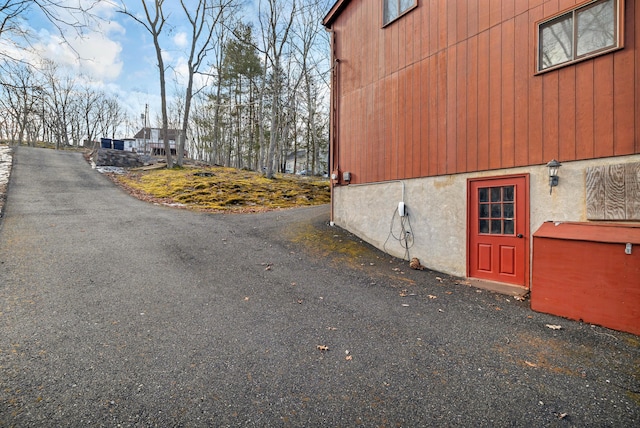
[{"xmin": 323, "ymin": 0, "xmax": 639, "ymax": 334}]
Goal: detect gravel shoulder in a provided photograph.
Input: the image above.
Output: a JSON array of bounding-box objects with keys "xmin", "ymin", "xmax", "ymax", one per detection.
[
  {"xmin": 0, "ymin": 145, "xmax": 12, "ymax": 218},
  {"xmin": 0, "ymin": 146, "xmax": 638, "ymax": 427}
]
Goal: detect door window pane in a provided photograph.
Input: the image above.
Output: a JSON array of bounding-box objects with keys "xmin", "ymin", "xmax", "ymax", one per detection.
[
  {"xmin": 491, "ymin": 187, "xmax": 502, "ymax": 202},
  {"xmin": 478, "ymin": 185, "xmax": 516, "ymax": 236},
  {"xmin": 504, "ymin": 220, "xmax": 514, "ymax": 235},
  {"xmin": 503, "ymin": 186, "xmax": 514, "ymax": 202},
  {"xmin": 503, "ymin": 203, "xmax": 514, "ymax": 219}
]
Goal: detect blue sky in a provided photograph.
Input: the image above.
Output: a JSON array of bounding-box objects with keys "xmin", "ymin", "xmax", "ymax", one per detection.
[
  {"xmin": 7, "ymin": 0, "xmax": 332, "ymax": 137},
  {"xmin": 16, "ymin": 1, "xmax": 264, "ymax": 134}
]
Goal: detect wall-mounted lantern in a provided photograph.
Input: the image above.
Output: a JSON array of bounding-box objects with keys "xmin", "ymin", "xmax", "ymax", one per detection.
[{"xmin": 546, "ymin": 159, "xmax": 562, "ymax": 194}]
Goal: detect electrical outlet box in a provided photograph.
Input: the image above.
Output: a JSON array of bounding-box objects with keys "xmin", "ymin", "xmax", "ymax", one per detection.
[{"xmin": 398, "ymin": 202, "xmax": 406, "ymax": 217}]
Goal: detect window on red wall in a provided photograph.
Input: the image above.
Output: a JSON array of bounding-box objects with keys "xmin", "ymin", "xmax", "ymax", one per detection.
[
  {"xmin": 537, "ymin": 0, "xmax": 623, "ymax": 72},
  {"xmin": 383, "ymin": 0, "xmax": 417, "ymax": 26}
]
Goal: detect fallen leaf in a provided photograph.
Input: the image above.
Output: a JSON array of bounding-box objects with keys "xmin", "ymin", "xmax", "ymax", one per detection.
[
  {"xmin": 428, "ymin": 295, "xmax": 437, "ymax": 299},
  {"xmin": 327, "ymin": 327, "xmax": 337, "ymax": 331},
  {"xmin": 345, "ymin": 355, "xmax": 353, "ymax": 361},
  {"xmin": 445, "ymin": 291, "xmax": 453, "ymax": 295},
  {"xmin": 514, "ymin": 295, "xmax": 526, "ymax": 301},
  {"xmin": 244, "ymin": 296, "xmax": 250, "ymax": 301},
  {"xmin": 438, "ymin": 308, "xmax": 444, "ymax": 312},
  {"xmin": 316, "ymin": 345, "xmax": 329, "ymax": 351},
  {"xmin": 402, "ymin": 304, "xmax": 410, "ymax": 307},
  {"xmin": 546, "ymin": 324, "xmax": 562, "ymax": 330},
  {"xmin": 265, "ymin": 265, "xmax": 272, "ymax": 271},
  {"xmin": 435, "ymin": 277, "xmax": 443, "ymax": 282},
  {"xmin": 555, "ymin": 412, "xmax": 568, "ymax": 420},
  {"xmin": 399, "ymin": 290, "xmax": 408, "ymax": 297},
  {"xmin": 525, "ymin": 361, "xmax": 537, "ymax": 367}
]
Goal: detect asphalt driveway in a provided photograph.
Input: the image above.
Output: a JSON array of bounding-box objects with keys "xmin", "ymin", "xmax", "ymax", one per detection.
[{"xmin": 0, "ymin": 147, "xmax": 638, "ymax": 427}]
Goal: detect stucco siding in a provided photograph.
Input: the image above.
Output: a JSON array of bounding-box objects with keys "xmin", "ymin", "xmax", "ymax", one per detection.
[{"xmin": 332, "ymin": 155, "xmax": 640, "ymax": 279}]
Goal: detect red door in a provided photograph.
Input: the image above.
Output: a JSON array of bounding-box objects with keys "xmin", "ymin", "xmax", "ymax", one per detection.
[{"xmin": 468, "ymin": 175, "xmax": 529, "ymax": 288}]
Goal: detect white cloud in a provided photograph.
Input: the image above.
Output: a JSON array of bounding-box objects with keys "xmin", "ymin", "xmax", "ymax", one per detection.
[
  {"xmin": 173, "ymin": 32, "xmax": 188, "ymax": 48},
  {"xmin": 24, "ymin": 1, "xmax": 126, "ymax": 82}
]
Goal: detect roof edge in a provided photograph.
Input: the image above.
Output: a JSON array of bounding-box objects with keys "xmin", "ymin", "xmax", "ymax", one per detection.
[{"xmin": 322, "ymin": 0, "xmax": 350, "ymax": 28}]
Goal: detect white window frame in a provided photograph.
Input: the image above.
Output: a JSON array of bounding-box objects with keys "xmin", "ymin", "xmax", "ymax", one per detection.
[{"xmin": 536, "ymin": 0, "xmax": 624, "ymax": 73}]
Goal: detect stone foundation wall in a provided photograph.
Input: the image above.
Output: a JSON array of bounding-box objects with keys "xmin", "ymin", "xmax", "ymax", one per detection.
[{"xmin": 92, "ymin": 149, "xmax": 143, "ymax": 168}]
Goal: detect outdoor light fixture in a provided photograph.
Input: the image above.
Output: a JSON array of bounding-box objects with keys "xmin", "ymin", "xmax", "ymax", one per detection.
[{"xmin": 546, "ymin": 159, "xmax": 562, "ymax": 194}]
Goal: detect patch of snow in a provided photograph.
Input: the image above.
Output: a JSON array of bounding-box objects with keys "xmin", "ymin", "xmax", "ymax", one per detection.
[
  {"xmin": 0, "ymin": 145, "xmax": 11, "ymax": 187},
  {"xmin": 94, "ymin": 165, "xmax": 126, "ymax": 174},
  {"xmin": 0, "ymin": 145, "xmax": 12, "ymax": 217}
]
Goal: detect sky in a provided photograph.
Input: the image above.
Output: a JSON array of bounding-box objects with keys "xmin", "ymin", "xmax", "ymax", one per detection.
[{"xmin": 15, "ymin": 0, "xmax": 268, "ymax": 136}]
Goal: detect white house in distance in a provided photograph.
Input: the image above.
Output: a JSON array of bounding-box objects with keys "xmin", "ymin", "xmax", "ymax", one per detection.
[{"xmin": 132, "ymin": 128, "xmax": 185, "ymax": 156}]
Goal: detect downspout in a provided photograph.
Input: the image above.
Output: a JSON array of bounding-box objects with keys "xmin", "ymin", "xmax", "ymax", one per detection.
[{"xmin": 328, "ymin": 28, "xmax": 339, "ymax": 225}]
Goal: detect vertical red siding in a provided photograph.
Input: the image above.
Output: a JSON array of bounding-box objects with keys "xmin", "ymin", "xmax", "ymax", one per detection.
[
  {"xmin": 468, "ymin": 0, "xmax": 479, "ymax": 37},
  {"xmin": 614, "ymin": 11, "xmax": 636, "ymax": 156},
  {"xmin": 447, "ymin": 0, "xmax": 457, "ymax": 47},
  {"xmin": 594, "ymin": 56, "xmax": 615, "ymax": 158},
  {"xmin": 411, "ymin": 64, "xmax": 422, "ymax": 178},
  {"xmin": 542, "ymin": 72, "xmax": 560, "ymax": 162},
  {"xmin": 514, "ymin": 11, "xmax": 529, "ymax": 167},
  {"xmin": 447, "ymin": 46, "xmax": 457, "ymax": 174},
  {"xmin": 457, "ymin": 40, "xmax": 468, "ymax": 173},
  {"xmin": 419, "ymin": 59, "xmax": 430, "ymax": 177},
  {"xmin": 528, "ymin": 5, "xmax": 544, "ymax": 165},
  {"xmin": 501, "ymin": 18, "xmax": 515, "ymax": 169},
  {"xmin": 437, "ymin": 52, "xmax": 448, "ymax": 175},
  {"xmin": 467, "ymin": 35, "xmax": 479, "ymax": 172},
  {"xmin": 575, "ymin": 61, "xmax": 595, "ymax": 159},
  {"xmin": 326, "ymin": 0, "xmax": 640, "ymax": 184},
  {"xmin": 398, "ymin": 67, "xmax": 407, "ymax": 178},
  {"xmin": 457, "ymin": 0, "xmax": 468, "ymax": 42},
  {"xmin": 428, "ymin": 56, "xmax": 439, "ymax": 176},
  {"xmin": 558, "ymin": 66, "xmax": 577, "ymax": 161},
  {"xmin": 489, "ymin": 25, "xmax": 502, "ymax": 170},
  {"xmin": 477, "ymin": 31, "xmax": 490, "ymax": 171}
]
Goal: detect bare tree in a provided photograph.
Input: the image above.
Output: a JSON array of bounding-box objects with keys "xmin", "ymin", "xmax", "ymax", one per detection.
[
  {"xmin": 0, "ymin": 62, "xmax": 41, "ymax": 145},
  {"xmin": 173, "ymin": 0, "xmax": 239, "ymax": 166},
  {"xmin": 257, "ymin": 0, "xmax": 297, "ymax": 179},
  {"xmin": 119, "ymin": 0, "xmax": 173, "ymax": 167}
]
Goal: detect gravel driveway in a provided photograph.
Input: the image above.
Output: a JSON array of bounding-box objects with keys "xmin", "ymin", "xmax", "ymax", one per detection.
[{"xmin": 0, "ymin": 146, "xmax": 638, "ymax": 427}]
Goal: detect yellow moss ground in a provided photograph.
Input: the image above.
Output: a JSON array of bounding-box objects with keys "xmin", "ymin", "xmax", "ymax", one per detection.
[{"xmin": 112, "ymin": 165, "xmax": 330, "ymax": 213}]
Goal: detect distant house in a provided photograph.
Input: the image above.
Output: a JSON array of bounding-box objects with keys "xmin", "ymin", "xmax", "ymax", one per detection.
[
  {"xmin": 322, "ymin": 0, "xmax": 639, "ymax": 332},
  {"xmin": 133, "ymin": 128, "xmax": 186, "ymax": 157},
  {"xmin": 284, "ymin": 150, "xmax": 307, "ymax": 174}
]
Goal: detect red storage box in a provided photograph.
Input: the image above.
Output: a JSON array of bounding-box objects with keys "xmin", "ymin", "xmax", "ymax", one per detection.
[{"xmin": 532, "ymin": 222, "xmax": 640, "ymax": 335}]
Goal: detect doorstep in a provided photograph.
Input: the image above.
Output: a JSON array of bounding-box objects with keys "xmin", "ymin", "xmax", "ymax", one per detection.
[{"xmin": 466, "ymin": 278, "xmax": 529, "ymax": 297}]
